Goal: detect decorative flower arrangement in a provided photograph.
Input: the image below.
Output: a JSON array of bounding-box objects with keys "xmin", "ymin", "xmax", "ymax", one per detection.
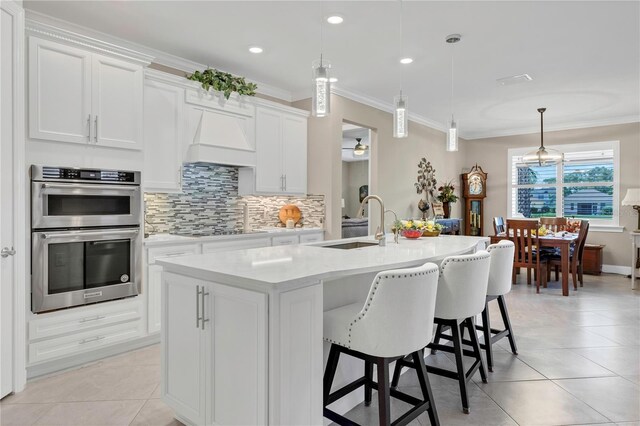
[
  {"xmin": 394, "ymin": 219, "xmax": 443, "ymax": 239},
  {"xmin": 436, "ymin": 180, "xmax": 459, "ymax": 203}
]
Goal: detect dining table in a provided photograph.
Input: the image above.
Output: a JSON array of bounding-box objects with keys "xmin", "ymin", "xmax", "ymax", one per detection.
[{"xmin": 490, "ymin": 233, "xmax": 579, "ymax": 296}]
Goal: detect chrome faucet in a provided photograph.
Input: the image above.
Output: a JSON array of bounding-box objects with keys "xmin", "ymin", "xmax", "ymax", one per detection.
[
  {"xmin": 358, "ymin": 195, "xmax": 386, "ymax": 246},
  {"xmin": 385, "ymin": 209, "xmax": 399, "ymax": 244}
]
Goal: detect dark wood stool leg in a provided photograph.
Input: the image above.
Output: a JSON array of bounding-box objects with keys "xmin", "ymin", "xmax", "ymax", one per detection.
[
  {"xmin": 431, "ymin": 323, "xmax": 443, "ymax": 354},
  {"xmin": 376, "ymin": 357, "xmax": 391, "ymax": 426},
  {"xmin": 413, "ymin": 349, "xmax": 440, "ymax": 426},
  {"xmin": 450, "ymin": 319, "xmax": 470, "ymax": 414},
  {"xmin": 364, "ymin": 359, "xmax": 373, "ymax": 406},
  {"xmin": 323, "ymin": 344, "xmax": 341, "ymax": 405},
  {"xmin": 480, "ymin": 302, "xmax": 493, "ymax": 372},
  {"xmin": 466, "ymin": 318, "xmax": 487, "ymax": 383},
  {"xmin": 497, "ymin": 295, "xmax": 518, "ymax": 355},
  {"xmin": 578, "ymin": 263, "xmax": 584, "ymax": 287}
]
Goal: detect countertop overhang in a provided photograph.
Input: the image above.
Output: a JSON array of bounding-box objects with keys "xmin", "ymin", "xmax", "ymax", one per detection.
[{"xmin": 157, "ymin": 234, "xmax": 489, "ymax": 291}]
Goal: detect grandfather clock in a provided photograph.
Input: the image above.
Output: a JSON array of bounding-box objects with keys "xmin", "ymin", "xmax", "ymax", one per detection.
[{"xmin": 461, "ymin": 164, "xmax": 488, "ymax": 236}]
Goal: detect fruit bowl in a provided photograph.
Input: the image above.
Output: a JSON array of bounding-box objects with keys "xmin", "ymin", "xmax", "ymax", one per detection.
[
  {"xmin": 402, "ymin": 229, "xmax": 423, "ymax": 239},
  {"xmin": 422, "ymin": 230, "xmax": 441, "ymax": 237}
]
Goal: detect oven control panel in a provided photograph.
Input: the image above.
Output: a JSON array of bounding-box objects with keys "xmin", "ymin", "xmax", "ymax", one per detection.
[{"xmin": 31, "ymin": 166, "xmax": 140, "ymax": 185}]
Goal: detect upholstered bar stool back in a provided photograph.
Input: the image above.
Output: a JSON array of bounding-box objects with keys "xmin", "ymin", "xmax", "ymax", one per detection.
[
  {"xmin": 478, "ymin": 240, "xmax": 518, "ymax": 372},
  {"xmin": 323, "ymin": 262, "xmax": 441, "ymax": 426},
  {"xmin": 435, "ymin": 251, "xmax": 491, "ymax": 320}
]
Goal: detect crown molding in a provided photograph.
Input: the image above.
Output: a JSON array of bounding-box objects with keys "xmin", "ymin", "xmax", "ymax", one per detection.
[
  {"xmin": 465, "ymin": 114, "xmax": 640, "ymax": 140},
  {"xmin": 25, "ymin": 11, "xmax": 153, "ymax": 65},
  {"xmin": 24, "ymin": 10, "xmax": 293, "ymax": 102}
]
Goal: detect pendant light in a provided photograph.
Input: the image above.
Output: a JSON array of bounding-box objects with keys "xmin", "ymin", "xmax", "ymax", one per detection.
[
  {"xmin": 522, "ymin": 108, "xmax": 564, "ymax": 166},
  {"xmin": 353, "ymin": 138, "xmax": 367, "ymax": 156},
  {"xmin": 445, "ymin": 33, "xmax": 461, "ymax": 152},
  {"xmin": 393, "ymin": 0, "xmax": 408, "ymax": 138},
  {"xmin": 312, "ymin": 1, "xmax": 331, "ymax": 117}
]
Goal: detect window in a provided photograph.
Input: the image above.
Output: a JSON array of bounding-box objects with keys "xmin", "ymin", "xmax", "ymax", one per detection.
[{"xmin": 508, "ymin": 141, "xmax": 620, "ymax": 227}]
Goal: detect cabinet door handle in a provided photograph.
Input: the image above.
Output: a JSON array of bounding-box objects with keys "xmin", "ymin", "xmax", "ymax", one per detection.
[
  {"xmin": 94, "ymin": 115, "xmax": 98, "ymax": 143},
  {"xmin": 201, "ymin": 289, "xmax": 210, "ymax": 330},
  {"xmin": 79, "ymin": 335, "xmax": 105, "ymax": 345},
  {"xmin": 196, "ymin": 285, "xmax": 201, "ymax": 328},
  {"xmin": 284, "ymin": 174, "xmax": 287, "ymax": 191},
  {"xmin": 79, "ymin": 315, "xmax": 106, "ymax": 323},
  {"xmin": 87, "ymin": 115, "xmax": 92, "ymax": 141}
]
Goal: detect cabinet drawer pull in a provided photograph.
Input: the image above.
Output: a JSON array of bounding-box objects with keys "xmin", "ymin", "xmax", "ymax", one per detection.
[
  {"xmin": 87, "ymin": 114, "xmax": 92, "ymax": 140},
  {"xmin": 94, "ymin": 115, "xmax": 98, "ymax": 143},
  {"xmin": 79, "ymin": 335, "xmax": 105, "ymax": 345},
  {"xmin": 201, "ymin": 289, "xmax": 210, "ymax": 330},
  {"xmin": 196, "ymin": 285, "xmax": 201, "ymax": 328},
  {"xmin": 79, "ymin": 315, "xmax": 106, "ymax": 323}
]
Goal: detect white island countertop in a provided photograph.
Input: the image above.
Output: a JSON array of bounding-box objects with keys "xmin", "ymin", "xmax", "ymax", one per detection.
[{"xmin": 157, "ymin": 234, "xmax": 488, "ymax": 291}]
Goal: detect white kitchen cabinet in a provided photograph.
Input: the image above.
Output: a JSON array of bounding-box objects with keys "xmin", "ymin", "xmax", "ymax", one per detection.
[
  {"xmin": 143, "ymin": 77, "xmax": 184, "ymax": 192},
  {"xmin": 239, "ymin": 105, "xmax": 308, "ymax": 195},
  {"xmin": 271, "ymin": 234, "xmax": 299, "ymax": 246},
  {"xmin": 201, "ymin": 237, "xmax": 270, "ymax": 254},
  {"xmin": 28, "ymin": 36, "xmax": 143, "ymax": 150},
  {"xmin": 146, "ymin": 243, "xmax": 200, "ymax": 335},
  {"xmin": 162, "ymin": 272, "xmax": 267, "ymax": 426},
  {"xmin": 91, "ymin": 54, "xmax": 143, "ymax": 149},
  {"xmin": 299, "ymin": 231, "xmax": 324, "ymax": 243}
]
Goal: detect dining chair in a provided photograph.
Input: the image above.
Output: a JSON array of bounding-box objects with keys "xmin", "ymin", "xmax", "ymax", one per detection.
[
  {"xmin": 506, "ymin": 219, "xmax": 548, "ymax": 292},
  {"xmin": 493, "ymin": 217, "xmax": 505, "ymax": 235},
  {"xmin": 547, "ymin": 220, "xmax": 590, "ymax": 288},
  {"xmin": 540, "ymin": 217, "xmax": 567, "ymax": 233}
]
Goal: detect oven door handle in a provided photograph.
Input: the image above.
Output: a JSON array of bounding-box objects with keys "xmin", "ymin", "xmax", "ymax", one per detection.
[
  {"xmin": 40, "ymin": 183, "xmax": 140, "ymax": 192},
  {"xmin": 40, "ymin": 229, "xmax": 140, "ymax": 240}
]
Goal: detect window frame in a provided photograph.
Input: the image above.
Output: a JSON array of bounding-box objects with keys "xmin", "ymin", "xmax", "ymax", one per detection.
[{"xmin": 507, "ymin": 140, "xmax": 621, "ymax": 231}]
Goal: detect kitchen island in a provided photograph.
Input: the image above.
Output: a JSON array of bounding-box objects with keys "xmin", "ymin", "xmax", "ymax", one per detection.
[{"xmin": 157, "ymin": 235, "xmax": 488, "ymax": 426}]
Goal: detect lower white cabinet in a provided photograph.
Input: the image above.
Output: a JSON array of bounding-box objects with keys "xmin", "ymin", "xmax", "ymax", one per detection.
[
  {"xmin": 271, "ymin": 234, "xmax": 299, "ymax": 246},
  {"xmin": 162, "ymin": 273, "xmax": 267, "ymax": 426},
  {"xmin": 28, "ymin": 299, "xmax": 143, "ymax": 365},
  {"xmin": 300, "ymin": 232, "xmax": 324, "ymax": 244}
]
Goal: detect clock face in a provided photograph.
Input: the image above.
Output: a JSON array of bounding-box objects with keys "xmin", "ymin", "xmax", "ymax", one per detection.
[{"xmin": 469, "ymin": 175, "xmax": 483, "ymax": 195}]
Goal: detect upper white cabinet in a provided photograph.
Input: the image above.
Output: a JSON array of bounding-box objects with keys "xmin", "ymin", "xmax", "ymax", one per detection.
[
  {"xmin": 143, "ymin": 73, "xmax": 185, "ymax": 192},
  {"xmin": 29, "ymin": 36, "xmax": 143, "ymax": 150},
  {"xmin": 239, "ymin": 105, "xmax": 308, "ymax": 195}
]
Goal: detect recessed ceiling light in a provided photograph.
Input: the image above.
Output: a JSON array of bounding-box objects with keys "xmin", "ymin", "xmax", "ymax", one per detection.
[
  {"xmin": 400, "ymin": 57, "xmax": 413, "ymax": 64},
  {"xmin": 248, "ymin": 46, "xmax": 263, "ymax": 54},
  {"xmin": 329, "ymin": 77, "xmax": 338, "ymax": 83},
  {"xmin": 327, "ymin": 15, "xmax": 344, "ymax": 24}
]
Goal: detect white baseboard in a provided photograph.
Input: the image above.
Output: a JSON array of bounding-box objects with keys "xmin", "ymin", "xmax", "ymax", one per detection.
[
  {"xmin": 602, "ymin": 264, "xmax": 633, "ymax": 275},
  {"xmin": 26, "ymin": 334, "xmax": 160, "ymax": 379}
]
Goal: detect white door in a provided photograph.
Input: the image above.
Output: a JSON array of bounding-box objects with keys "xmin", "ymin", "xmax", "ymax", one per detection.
[
  {"xmin": 92, "ymin": 54, "xmax": 143, "ymax": 150},
  {"xmin": 281, "ymin": 114, "xmax": 308, "ymax": 194},
  {"xmin": 1, "ymin": 2, "xmax": 21, "ymax": 398},
  {"xmin": 28, "ymin": 37, "xmax": 91, "ymax": 144},
  {"xmin": 143, "ymin": 79, "xmax": 183, "ymax": 192},
  {"xmin": 255, "ymin": 108, "xmax": 283, "ymax": 193},
  {"xmin": 162, "ymin": 273, "xmax": 208, "ymax": 426}
]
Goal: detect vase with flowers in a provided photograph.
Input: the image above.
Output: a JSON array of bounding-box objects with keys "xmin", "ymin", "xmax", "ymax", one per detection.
[{"xmin": 436, "ymin": 180, "xmax": 459, "ymax": 219}]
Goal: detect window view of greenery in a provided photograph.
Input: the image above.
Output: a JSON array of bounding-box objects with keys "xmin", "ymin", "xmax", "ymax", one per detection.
[{"xmin": 513, "ymin": 153, "xmax": 614, "ymax": 220}]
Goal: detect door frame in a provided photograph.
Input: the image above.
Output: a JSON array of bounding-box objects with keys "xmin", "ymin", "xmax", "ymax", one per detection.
[{"xmin": 1, "ymin": 0, "xmax": 27, "ymax": 396}]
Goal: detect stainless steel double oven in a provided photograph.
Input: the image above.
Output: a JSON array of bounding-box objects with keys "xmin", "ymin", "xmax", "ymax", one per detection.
[{"xmin": 31, "ymin": 166, "xmax": 142, "ymax": 313}]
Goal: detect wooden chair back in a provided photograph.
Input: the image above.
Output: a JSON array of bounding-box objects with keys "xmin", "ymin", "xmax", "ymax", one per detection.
[
  {"xmin": 506, "ymin": 219, "xmax": 540, "ymax": 268},
  {"xmin": 540, "ymin": 217, "xmax": 567, "ymax": 233},
  {"xmin": 575, "ymin": 220, "xmax": 590, "ymax": 261},
  {"xmin": 493, "ymin": 216, "xmax": 505, "ymax": 235}
]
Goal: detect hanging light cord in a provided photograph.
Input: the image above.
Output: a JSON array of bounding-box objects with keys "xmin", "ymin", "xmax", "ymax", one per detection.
[
  {"xmin": 320, "ymin": 0, "xmax": 324, "ymax": 65},
  {"xmin": 399, "ymin": 0, "xmax": 404, "ymax": 94},
  {"xmin": 539, "ymin": 108, "xmax": 545, "ymax": 149}
]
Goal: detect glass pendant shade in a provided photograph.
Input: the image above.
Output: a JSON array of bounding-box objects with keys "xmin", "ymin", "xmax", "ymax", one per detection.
[
  {"xmin": 312, "ymin": 58, "xmax": 331, "ymax": 117},
  {"xmin": 393, "ymin": 94, "xmax": 408, "ymax": 138},
  {"xmin": 522, "ymin": 107, "xmax": 564, "ymax": 166},
  {"xmin": 446, "ymin": 119, "xmax": 458, "ymax": 152}
]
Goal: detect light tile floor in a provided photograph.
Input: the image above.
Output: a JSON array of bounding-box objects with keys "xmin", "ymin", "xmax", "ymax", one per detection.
[{"xmin": 1, "ymin": 273, "xmax": 639, "ymax": 426}]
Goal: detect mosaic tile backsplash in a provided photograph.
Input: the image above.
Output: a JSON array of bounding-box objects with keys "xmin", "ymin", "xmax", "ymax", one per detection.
[{"xmin": 144, "ymin": 163, "xmax": 325, "ymax": 236}]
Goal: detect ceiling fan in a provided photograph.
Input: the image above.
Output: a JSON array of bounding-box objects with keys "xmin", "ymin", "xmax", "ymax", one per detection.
[{"xmin": 342, "ymin": 138, "xmax": 368, "ymax": 156}]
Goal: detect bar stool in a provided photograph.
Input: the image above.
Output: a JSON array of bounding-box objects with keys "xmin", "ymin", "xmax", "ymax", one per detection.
[
  {"xmin": 392, "ymin": 251, "xmax": 491, "ymax": 414},
  {"xmin": 323, "ymin": 263, "xmax": 441, "ymax": 426},
  {"xmin": 476, "ymin": 241, "xmax": 518, "ymax": 372}
]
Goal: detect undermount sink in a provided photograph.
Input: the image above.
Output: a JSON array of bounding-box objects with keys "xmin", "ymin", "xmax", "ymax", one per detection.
[{"xmin": 322, "ymin": 241, "xmax": 380, "ymax": 250}]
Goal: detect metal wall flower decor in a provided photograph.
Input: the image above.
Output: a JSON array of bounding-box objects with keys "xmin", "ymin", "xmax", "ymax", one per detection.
[{"xmin": 415, "ymin": 158, "xmax": 437, "ymax": 220}]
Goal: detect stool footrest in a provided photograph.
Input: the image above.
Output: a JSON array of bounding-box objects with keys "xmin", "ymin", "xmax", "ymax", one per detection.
[{"xmin": 326, "ymin": 377, "xmax": 369, "ymax": 405}]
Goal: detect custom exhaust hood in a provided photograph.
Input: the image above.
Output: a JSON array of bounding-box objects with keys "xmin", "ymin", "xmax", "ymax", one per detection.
[{"xmin": 184, "ymin": 89, "xmax": 257, "ymax": 167}]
